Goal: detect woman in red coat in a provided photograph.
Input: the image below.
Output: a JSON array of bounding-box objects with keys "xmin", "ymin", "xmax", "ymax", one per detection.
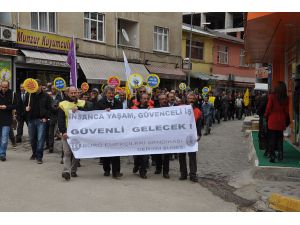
[{"xmin": 264, "ymin": 81, "xmax": 289, "ymax": 163}]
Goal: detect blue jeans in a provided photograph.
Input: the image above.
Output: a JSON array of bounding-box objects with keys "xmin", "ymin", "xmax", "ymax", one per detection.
[
  {"xmin": 0, "ymin": 126, "xmax": 10, "ymax": 157},
  {"xmin": 28, "ymin": 119, "xmax": 46, "ymax": 160}
]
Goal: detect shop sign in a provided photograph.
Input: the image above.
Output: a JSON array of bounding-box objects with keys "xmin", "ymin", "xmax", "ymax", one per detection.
[
  {"xmin": 26, "ymin": 57, "xmax": 69, "ymax": 67},
  {"xmin": 17, "ymin": 29, "xmax": 71, "ymax": 52}
]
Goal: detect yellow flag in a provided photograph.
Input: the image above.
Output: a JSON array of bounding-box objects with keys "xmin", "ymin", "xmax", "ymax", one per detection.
[{"xmin": 243, "ymin": 88, "xmax": 249, "ymax": 106}]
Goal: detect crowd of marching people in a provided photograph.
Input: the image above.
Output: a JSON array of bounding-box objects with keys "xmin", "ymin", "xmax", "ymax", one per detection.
[{"xmin": 0, "ymin": 78, "xmax": 261, "ymax": 182}]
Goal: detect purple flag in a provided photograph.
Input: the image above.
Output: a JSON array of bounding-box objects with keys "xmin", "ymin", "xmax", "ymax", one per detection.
[{"xmin": 67, "ymin": 36, "xmax": 77, "ymax": 88}]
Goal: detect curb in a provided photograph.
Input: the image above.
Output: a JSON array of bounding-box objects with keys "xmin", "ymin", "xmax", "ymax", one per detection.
[{"xmin": 268, "ymin": 193, "xmax": 300, "ymax": 212}]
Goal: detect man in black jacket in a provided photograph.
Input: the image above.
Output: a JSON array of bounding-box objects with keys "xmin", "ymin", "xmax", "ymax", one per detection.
[
  {"xmin": 95, "ymin": 85, "xmax": 123, "ymax": 179},
  {"xmin": 153, "ymin": 94, "xmax": 171, "ymax": 179},
  {"xmin": 25, "ymin": 79, "xmax": 52, "ymax": 164},
  {"xmin": 132, "ymin": 93, "xmax": 151, "ymax": 179},
  {"xmin": 16, "ymin": 83, "xmax": 27, "ymax": 143},
  {"xmin": 0, "ymin": 81, "xmax": 17, "ymax": 161}
]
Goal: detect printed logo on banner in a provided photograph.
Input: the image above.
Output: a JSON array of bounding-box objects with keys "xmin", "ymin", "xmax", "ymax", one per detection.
[
  {"xmin": 186, "ymin": 134, "xmax": 197, "ymax": 146},
  {"xmin": 70, "ymin": 139, "xmax": 82, "ymax": 151}
]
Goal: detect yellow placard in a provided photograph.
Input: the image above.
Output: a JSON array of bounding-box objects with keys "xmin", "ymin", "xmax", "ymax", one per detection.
[
  {"xmin": 23, "ymin": 78, "xmax": 39, "ymax": 94},
  {"xmin": 81, "ymin": 82, "xmax": 89, "ymax": 93},
  {"xmin": 128, "ymin": 74, "xmax": 143, "ymax": 89},
  {"xmin": 17, "ymin": 29, "xmax": 71, "ymax": 52},
  {"xmin": 107, "ymin": 76, "xmax": 121, "ymax": 88},
  {"xmin": 179, "ymin": 82, "xmax": 187, "ymax": 91},
  {"xmin": 53, "ymin": 77, "xmax": 66, "ymax": 91}
]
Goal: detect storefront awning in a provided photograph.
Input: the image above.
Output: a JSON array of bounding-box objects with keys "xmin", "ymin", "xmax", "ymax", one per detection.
[
  {"xmin": 191, "ymin": 72, "xmax": 216, "ymax": 81},
  {"xmin": 77, "ymin": 57, "xmax": 149, "ymax": 83},
  {"xmin": 20, "ymin": 50, "xmax": 68, "ymax": 67},
  {"xmin": 145, "ymin": 65, "xmax": 186, "ymax": 80}
]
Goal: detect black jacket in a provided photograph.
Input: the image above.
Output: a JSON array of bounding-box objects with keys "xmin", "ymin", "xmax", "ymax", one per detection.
[
  {"xmin": 95, "ymin": 97, "xmax": 122, "ymax": 110},
  {"xmin": 25, "ymin": 91, "xmax": 52, "ymax": 120},
  {"xmin": 16, "ymin": 91, "xmax": 27, "ymax": 120},
  {"xmin": 49, "ymin": 93, "xmax": 63, "ymax": 121},
  {"xmin": 214, "ymin": 96, "xmax": 222, "ymax": 110},
  {"xmin": 0, "ymin": 89, "xmax": 17, "ymax": 126}
]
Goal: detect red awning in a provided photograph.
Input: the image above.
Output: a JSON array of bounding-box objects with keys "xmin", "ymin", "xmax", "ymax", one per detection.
[
  {"xmin": 145, "ymin": 65, "xmax": 186, "ymax": 80},
  {"xmin": 0, "ymin": 47, "xmax": 18, "ymax": 56}
]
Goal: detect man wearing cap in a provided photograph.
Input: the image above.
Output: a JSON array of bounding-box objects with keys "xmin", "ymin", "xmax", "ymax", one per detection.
[
  {"xmin": 0, "ymin": 81, "xmax": 17, "ymax": 161},
  {"xmin": 25, "ymin": 79, "xmax": 52, "ymax": 164}
]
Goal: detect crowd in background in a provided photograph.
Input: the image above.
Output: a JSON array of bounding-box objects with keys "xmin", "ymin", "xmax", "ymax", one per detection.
[{"xmin": 0, "ymin": 79, "xmax": 263, "ymax": 181}]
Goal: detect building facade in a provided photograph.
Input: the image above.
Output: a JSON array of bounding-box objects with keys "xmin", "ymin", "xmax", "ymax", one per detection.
[
  {"xmin": 0, "ymin": 12, "xmax": 185, "ymax": 91},
  {"xmin": 182, "ymin": 23, "xmax": 256, "ymax": 93}
]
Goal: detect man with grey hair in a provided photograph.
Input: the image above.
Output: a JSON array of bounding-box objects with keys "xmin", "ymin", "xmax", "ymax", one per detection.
[
  {"xmin": 96, "ymin": 85, "xmax": 123, "ymax": 179},
  {"xmin": 0, "ymin": 80, "xmax": 17, "ymax": 161}
]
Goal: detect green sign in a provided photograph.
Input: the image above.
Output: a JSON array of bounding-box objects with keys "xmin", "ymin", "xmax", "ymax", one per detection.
[{"xmin": 0, "ymin": 61, "xmax": 11, "ymax": 82}]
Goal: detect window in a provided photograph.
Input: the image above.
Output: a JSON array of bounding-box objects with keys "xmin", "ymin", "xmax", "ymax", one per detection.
[
  {"xmin": 31, "ymin": 12, "xmax": 56, "ymax": 33},
  {"xmin": 218, "ymin": 45, "xmax": 228, "ymax": 64},
  {"xmin": 240, "ymin": 49, "xmax": 249, "ymax": 67},
  {"xmin": 84, "ymin": 12, "xmax": 105, "ymax": 42},
  {"xmin": 186, "ymin": 40, "xmax": 204, "ymax": 60},
  {"xmin": 154, "ymin": 26, "xmax": 169, "ymax": 52},
  {"xmin": 117, "ymin": 19, "xmax": 139, "ymax": 48}
]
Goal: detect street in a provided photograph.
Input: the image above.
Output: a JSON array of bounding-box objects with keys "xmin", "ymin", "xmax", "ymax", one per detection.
[{"xmin": 0, "ymin": 120, "xmax": 299, "ymax": 211}]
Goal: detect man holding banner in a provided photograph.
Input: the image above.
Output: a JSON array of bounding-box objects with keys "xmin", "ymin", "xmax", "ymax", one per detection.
[
  {"xmin": 58, "ymin": 86, "xmax": 86, "ymax": 180},
  {"xmin": 95, "ymin": 85, "xmax": 123, "ymax": 179}
]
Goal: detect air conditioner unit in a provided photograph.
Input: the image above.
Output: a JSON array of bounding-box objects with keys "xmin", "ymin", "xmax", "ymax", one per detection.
[{"xmin": 0, "ymin": 27, "xmax": 16, "ymax": 42}]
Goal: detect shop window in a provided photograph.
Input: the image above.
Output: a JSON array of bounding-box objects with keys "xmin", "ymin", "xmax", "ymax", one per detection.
[
  {"xmin": 154, "ymin": 26, "xmax": 169, "ymax": 52},
  {"xmin": 117, "ymin": 18, "xmax": 139, "ymax": 48},
  {"xmin": 84, "ymin": 12, "xmax": 105, "ymax": 42},
  {"xmin": 240, "ymin": 49, "xmax": 249, "ymax": 67},
  {"xmin": 186, "ymin": 40, "xmax": 204, "ymax": 60},
  {"xmin": 217, "ymin": 45, "xmax": 228, "ymax": 64},
  {"xmin": 31, "ymin": 12, "xmax": 56, "ymax": 33}
]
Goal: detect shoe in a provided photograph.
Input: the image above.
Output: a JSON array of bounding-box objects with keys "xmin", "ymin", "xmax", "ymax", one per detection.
[
  {"xmin": 60, "ymin": 159, "xmax": 64, "ymax": 164},
  {"xmin": 179, "ymin": 175, "xmax": 187, "ymax": 180},
  {"xmin": 16, "ymin": 139, "xmax": 22, "ymax": 143},
  {"xmin": 37, "ymin": 159, "xmax": 43, "ymax": 164},
  {"xmin": 77, "ymin": 161, "xmax": 81, "ymax": 167},
  {"xmin": 112, "ymin": 172, "xmax": 123, "ymax": 179},
  {"xmin": 48, "ymin": 148, "xmax": 53, "ymax": 153},
  {"xmin": 132, "ymin": 167, "xmax": 139, "ymax": 173},
  {"xmin": 163, "ymin": 174, "xmax": 170, "ymax": 179},
  {"xmin": 71, "ymin": 172, "xmax": 78, "ymax": 177},
  {"xmin": 104, "ymin": 171, "xmax": 110, "ymax": 176},
  {"xmin": 140, "ymin": 173, "xmax": 147, "ymax": 179},
  {"xmin": 62, "ymin": 172, "xmax": 70, "ymax": 181},
  {"xmin": 190, "ymin": 176, "xmax": 198, "ymax": 182},
  {"xmin": 44, "ymin": 146, "xmax": 49, "ymax": 150},
  {"xmin": 154, "ymin": 170, "xmax": 161, "ymax": 174},
  {"xmin": 12, "ymin": 143, "xmax": 17, "ymax": 148},
  {"xmin": 0, "ymin": 156, "xmax": 6, "ymax": 161},
  {"xmin": 269, "ymin": 155, "xmax": 276, "ymax": 163},
  {"xmin": 30, "ymin": 155, "xmax": 36, "ymax": 160}
]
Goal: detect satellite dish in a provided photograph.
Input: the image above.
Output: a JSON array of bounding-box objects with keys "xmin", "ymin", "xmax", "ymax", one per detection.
[{"xmin": 122, "ymin": 28, "xmax": 130, "ymax": 42}]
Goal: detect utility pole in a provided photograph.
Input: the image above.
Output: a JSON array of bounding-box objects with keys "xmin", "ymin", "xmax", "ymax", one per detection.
[{"xmin": 187, "ymin": 13, "xmax": 194, "ymax": 87}]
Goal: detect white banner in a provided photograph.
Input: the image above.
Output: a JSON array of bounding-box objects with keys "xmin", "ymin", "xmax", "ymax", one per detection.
[{"xmin": 67, "ymin": 105, "xmax": 198, "ymax": 158}]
